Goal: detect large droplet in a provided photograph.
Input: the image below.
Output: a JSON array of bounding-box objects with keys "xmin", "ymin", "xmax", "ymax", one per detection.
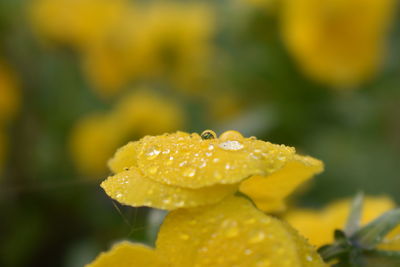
[
  {"xmin": 219, "ymin": 140, "xmax": 244, "ymax": 151},
  {"xmin": 219, "ymin": 130, "xmax": 243, "ymax": 141}
]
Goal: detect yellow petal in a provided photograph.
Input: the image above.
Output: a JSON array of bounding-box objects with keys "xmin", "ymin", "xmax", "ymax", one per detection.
[
  {"xmin": 85, "ymin": 241, "xmax": 168, "ymax": 267},
  {"xmin": 239, "ymin": 155, "xmax": 323, "ymax": 212},
  {"xmin": 108, "ymin": 141, "xmax": 140, "ymax": 173},
  {"xmin": 286, "ymin": 196, "xmax": 396, "ymax": 247},
  {"xmin": 380, "ymin": 225, "xmax": 400, "ymax": 251},
  {"xmin": 101, "ymin": 168, "xmax": 238, "ymax": 210},
  {"xmin": 113, "ymin": 131, "xmax": 296, "ymax": 189},
  {"xmin": 0, "ymin": 62, "xmax": 20, "ymax": 124},
  {"xmin": 280, "ymin": 221, "xmax": 328, "ymax": 267},
  {"xmin": 156, "ymin": 196, "xmax": 326, "ymax": 267}
]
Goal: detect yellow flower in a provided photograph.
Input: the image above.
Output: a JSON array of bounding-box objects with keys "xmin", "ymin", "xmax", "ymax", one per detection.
[
  {"xmin": 0, "ymin": 130, "xmax": 6, "ymax": 172},
  {"xmin": 86, "ymin": 196, "xmax": 327, "ymax": 267},
  {"xmin": 69, "ymin": 90, "xmax": 185, "ymax": 177},
  {"xmin": 102, "ymin": 130, "xmax": 323, "ymax": 211},
  {"xmin": 83, "ymin": 2, "xmax": 215, "ymax": 97},
  {"xmin": 281, "ymin": 0, "xmax": 395, "ymax": 87},
  {"xmin": 285, "ymin": 196, "xmax": 400, "ymax": 249},
  {"xmin": 30, "ymin": 0, "xmax": 127, "ymax": 50},
  {"xmin": 0, "ymin": 61, "xmax": 20, "ymax": 124}
]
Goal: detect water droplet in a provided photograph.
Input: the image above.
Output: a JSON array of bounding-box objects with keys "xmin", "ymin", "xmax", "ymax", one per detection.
[
  {"xmin": 148, "ymin": 165, "xmax": 159, "ymax": 174},
  {"xmin": 179, "ymin": 233, "xmax": 190, "ymax": 240},
  {"xmin": 179, "ymin": 161, "xmax": 187, "ymax": 167},
  {"xmin": 182, "ymin": 167, "xmax": 196, "ymax": 177},
  {"xmin": 225, "ymin": 163, "xmax": 232, "ymax": 170},
  {"xmin": 206, "ymin": 152, "xmax": 212, "ymax": 157},
  {"xmin": 163, "ymin": 198, "xmax": 171, "ymax": 204},
  {"xmin": 175, "ymin": 201, "xmax": 185, "ymax": 207},
  {"xmin": 244, "ymin": 249, "xmax": 253, "ymax": 255},
  {"xmin": 214, "ymin": 171, "xmax": 222, "ymax": 179},
  {"xmin": 306, "ymin": 255, "xmax": 313, "ymax": 262},
  {"xmin": 162, "ymin": 149, "xmax": 170, "ymax": 154},
  {"xmin": 147, "ymin": 189, "xmax": 154, "ymax": 194},
  {"xmin": 244, "ymin": 218, "xmax": 256, "ymax": 224},
  {"xmin": 225, "ymin": 226, "xmax": 239, "ymax": 238},
  {"xmin": 201, "ymin": 130, "xmax": 217, "ymax": 140},
  {"xmin": 213, "ymin": 158, "xmax": 220, "ymax": 163},
  {"xmin": 146, "ymin": 147, "xmax": 161, "ymax": 160},
  {"xmin": 116, "ymin": 193, "xmax": 123, "ymax": 199},
  {"xmin": 219, "ymin": 130, "xmax": 244, "ymax": 141},
  {"xmin": 208, "ymin": 144, "xmax": 214, "ymax": 150},
  {"xmin": 249, "ymin": 231, "xmax": 265, "ymax": 243},
  {"xmin": 219, "ymin": 140, "xmax": 244, "ymax": 151}
]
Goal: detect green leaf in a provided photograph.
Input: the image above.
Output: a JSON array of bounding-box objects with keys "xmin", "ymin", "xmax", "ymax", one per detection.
[
  {"xmin": 345, "ymin": 192, "xmax": 364, "ymax": 236},
  {"xmin": 352, "ymin": 209, "xmax": 400, "ymax": 249}
]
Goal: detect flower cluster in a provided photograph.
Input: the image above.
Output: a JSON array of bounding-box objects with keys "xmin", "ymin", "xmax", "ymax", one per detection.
[
  {"xmin": 86, "ymin": 130, "xmax": 328, "ymax": 266},
  {"xmin": 30, "ymin": 0, "xmax": 214, "ymax": 97}
]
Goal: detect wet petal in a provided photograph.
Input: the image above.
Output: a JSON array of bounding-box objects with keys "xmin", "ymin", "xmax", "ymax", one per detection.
[
  {"xmin": 101, "ymin": 168, "xmax": 238, "ymax": 210},
  {"xmin": 117, "ymin": 131, "xmax": 296, "ymax": 188},
  {"xmin": 280, "ymin": 221, "xmax": 328, "ymax": 267},
  {"xmin": 108, "ymin": 141, "xmax": 140, "ymax": 173},
  {"xmin": 239, "ymin": 155, "xmax": 323, "ymax": 212},
  {"xmin": 156, "ymin": 196, "xmax": 326, "ymax": 267},
  {"xmin": 85, "ymin": 241, "xmax": 168, "ymax": 267}
]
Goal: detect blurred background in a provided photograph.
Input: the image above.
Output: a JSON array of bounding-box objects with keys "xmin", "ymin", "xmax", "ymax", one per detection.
[{"xmin": 0, "ymin": 0, "xmax": 399, "ymax": 266}]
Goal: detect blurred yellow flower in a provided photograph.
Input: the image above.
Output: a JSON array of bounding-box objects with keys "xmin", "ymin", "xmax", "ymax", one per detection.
[
  {"xmin": 30, "ymin": 0, "xmax": 215, "ymax": 98},
  {"xmin": 0, "ymin": 61, "xmax": 20, "ymax": 124},
  {"xmin": 83, "ymin": 2, "xmax": 215, "ymax": 97},
  {"xmin": 0, "ymin": 61, "xmax": 20, "ymax": 173},
  {"xmin": 69, "ymin": 90, "xmax": 185, "ymax": 177},
  {"xmin": 30, "ymin": 0, "xmax": 127, "ymax": 50},
  {"xmin": 285, "ymin": 196, "xmax": 400, "ymax": 249},
  {"xmin": 0, "ymin": 130, "xmax": 6, "ymax": 172},
  {"xmin": 281, "ymin": 0, "xmax": 395, "ymax": 87},
  {"xmin": 102, "ymin": 130, "xmax": 323, "ymax": 211},
  {"xmin": 86, "ymin": 196, "xmax": 327, "ymax": 267}
]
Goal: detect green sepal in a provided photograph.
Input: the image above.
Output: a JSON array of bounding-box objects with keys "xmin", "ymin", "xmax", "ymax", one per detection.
[
  {"xmin": 351, "ymin": 209, "xmax": 400, "ymax": 249},
  {"xmin": 345, "ymin": 192, "xmax": 364, "ymax": 236}
]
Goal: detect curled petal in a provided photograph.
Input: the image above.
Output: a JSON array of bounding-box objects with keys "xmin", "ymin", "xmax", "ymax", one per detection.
[
  {"xmin": 85, "ymin": 241, "xmax": 168, "ymax": 267},
  {"xmin": 108, "ymin": 141, "xmax": 140, "ymax": 173},
  {"xmin": 101, "ymin": 168, "xmax": 238, "ymax": 210},
  {"xmin": 239, "ymin": 155, "xmax": 323, "ymax": 212},
  {"xmin": 156, "ymin": 196, "xmax": 326, "ymax": 267}
]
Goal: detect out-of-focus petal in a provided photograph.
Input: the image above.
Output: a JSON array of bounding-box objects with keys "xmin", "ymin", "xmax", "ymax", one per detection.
[
  {"xmin": 85, "ymin": 241, "xmax": 168, "ymax": 267},
  {"xmin": 240, "ymin": 155, "xmax": 323, "ymax": 212}
]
